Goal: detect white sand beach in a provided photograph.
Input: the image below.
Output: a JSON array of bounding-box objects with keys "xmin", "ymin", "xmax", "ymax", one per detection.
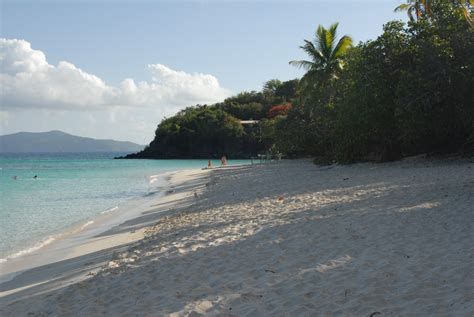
[{"xmin": 1, "ymin": 158, "xmax": 473, "ymax": 316}]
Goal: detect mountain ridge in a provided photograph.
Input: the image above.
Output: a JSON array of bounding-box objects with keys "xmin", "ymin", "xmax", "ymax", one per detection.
[{"xmin": 0, "ymin": 130, "xmax": 144, "ymax": 153}]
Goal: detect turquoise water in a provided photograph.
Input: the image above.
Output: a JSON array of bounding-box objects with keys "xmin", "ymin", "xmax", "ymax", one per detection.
[{"xmin": 0, "ymin": 153, "xmax": 250, "ymax": 261}]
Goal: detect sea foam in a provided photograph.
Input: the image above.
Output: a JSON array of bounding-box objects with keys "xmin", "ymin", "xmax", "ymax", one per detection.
[
  {"xmin": 101, "ymin": 206, "xmax": 119, "ymax": 214},
  {"xmin": 0, "ymin": 236, "xmax": 56, "ymax": 263}
]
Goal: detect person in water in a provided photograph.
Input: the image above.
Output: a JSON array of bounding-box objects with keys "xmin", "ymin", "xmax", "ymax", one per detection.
[
  {"xmin": 220, "ymin": 155, "xmax": 227, "ymax": 166},
  {"xmin": 207, "ymin": 160, "xmax": 212, "ymax": 168},
  {"xmin": 33, "ymin": 175, "xmax": 38, "ymax": 179}
]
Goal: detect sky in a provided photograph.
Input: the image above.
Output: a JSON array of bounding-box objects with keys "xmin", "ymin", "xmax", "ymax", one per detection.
[{"xmin": 1, "ymin": 0, "xmax": 405, "ymax": 144}]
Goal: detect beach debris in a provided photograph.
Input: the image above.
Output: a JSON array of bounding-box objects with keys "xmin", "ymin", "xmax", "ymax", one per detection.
[
  {"xmin": 277, "ymin": 196, "xmax": 284, "ymax": 202},
  {"xmin": 264, "ymin": 269, "xmax": 276, "ymax": 273},
  {"xmin": 108, "ymin": 261, "xmax": 120, "ymax": 269},
  {"xmin": 343, "ymin": 177, "xmax": 349, "ymax": 181}
]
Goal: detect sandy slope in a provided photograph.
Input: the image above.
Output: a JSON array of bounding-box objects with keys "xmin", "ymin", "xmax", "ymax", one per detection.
[{"xmin": 1, "ymin": 158, "xmax": 473, "ymax": 316}]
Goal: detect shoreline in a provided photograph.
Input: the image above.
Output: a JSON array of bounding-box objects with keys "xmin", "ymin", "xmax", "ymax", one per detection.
[
  {"xmin": 0, "ymin": 168, "xmax": 211, "ymax": 300},
  {"xmin": 0, "ymin": 192, "xmax": 162, "ymax": 270},
  {"xmin": 1, "ymin": 158, "xmax": 473, "ymax": 315},
  {"xmin": 0, "ymin": 156, "xmax": 252, "ymax": 270}
]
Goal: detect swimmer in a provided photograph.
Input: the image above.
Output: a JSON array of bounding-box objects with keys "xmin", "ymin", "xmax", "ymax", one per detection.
[{"xmin": 220, "ymin": 155, "xmax": 227, "ymax": 166}]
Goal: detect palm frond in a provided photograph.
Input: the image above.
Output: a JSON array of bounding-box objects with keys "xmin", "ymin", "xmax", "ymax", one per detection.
[
  {"xmin": 325, "ymin": 23, "xmax": 339, "ymax": 55},
  {"xmin": 300, "ymin": 40, "xmax": 320, "ymax": 60},
  {"xmin": 315, "ymin": 25, "xmax": 330, "ymax": 60},
  {"xmin": 394, "ymin": 3, "xmax": 411, "ymax": 12},
  {"xmin": 324, "ymin": 31, "xmax": 334, "ymax": 58},
  {"xmin": 301, "ymin": 40, "xmax": 325, "ymax": 63},
  {"xmin": 407, "ymin": 6, "xmax": 416, "ymax": 21},
  {"xmin": 332, "ymin": 35, "xmax": 353, "ymax": 60},
  {"xmin": 321, "ymin": 28, "xmax": 334, "ymax": 61},
  {"xmin": 394, "ymin": 1, "xmax": 429, "ymax": 20},
  {"xmin": 289, "ymin": 60, "xmax": 314, "ymax": 70},
  {"xmin": 460, "ymin": 6, "xmax": 473, "ymax": 26},
  {"xmin": 327, "ymin": 23, "xmax": 339, "ymax": 43}
]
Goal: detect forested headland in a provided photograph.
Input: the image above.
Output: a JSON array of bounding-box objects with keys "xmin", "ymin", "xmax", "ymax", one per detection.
[{"xmin": 123, "ymin": 1, "xmax": 473, "ymax": 162}]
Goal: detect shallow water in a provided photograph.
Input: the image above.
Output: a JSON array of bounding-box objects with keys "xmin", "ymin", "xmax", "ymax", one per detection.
[{"xmin": 0, "ymin": 152, "xmax": 250, "ymax": 261}]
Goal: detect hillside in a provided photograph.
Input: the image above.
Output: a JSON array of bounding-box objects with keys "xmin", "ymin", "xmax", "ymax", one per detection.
[
  {"xmin": 122, "ymin": 80, "xmax": 299, "ymax": 159},
  {"xmin": 0, "ymin": 130, "xmax": 144, "ymax": 153}
]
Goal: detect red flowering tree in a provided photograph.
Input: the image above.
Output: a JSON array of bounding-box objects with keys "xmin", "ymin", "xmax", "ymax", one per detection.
[{"xmin": 267, "ymin": 103, "xmax": 292, "ymax": 119}]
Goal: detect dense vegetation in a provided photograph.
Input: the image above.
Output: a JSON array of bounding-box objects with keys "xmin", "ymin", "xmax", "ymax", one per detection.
[
  {"xmin": 123, "ymin": 80, "xmax": 299, "ymax": 158},
  {"xmin": 124, "ymin": 1, "xmax": 473, "ymax": 161}
]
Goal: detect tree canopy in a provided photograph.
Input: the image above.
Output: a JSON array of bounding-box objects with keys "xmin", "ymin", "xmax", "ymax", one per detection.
[
  {"xmin": 123, "ymin": 79, "xmax": 299, "ymax": 159},
  {"xmin": 124, "ymin": 1, "xmax": 473, "ymax": 162}
]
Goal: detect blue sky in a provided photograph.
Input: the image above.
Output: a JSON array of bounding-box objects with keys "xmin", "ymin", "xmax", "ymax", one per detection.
[{"xmin": 1, "ymin": 0, "xmax": 405, "ymax": 143}]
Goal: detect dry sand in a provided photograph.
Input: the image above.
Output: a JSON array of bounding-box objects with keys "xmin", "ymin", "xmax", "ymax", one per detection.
[{"xmin": 1, "ymin": 158, "xmax": 473, "ymax": 316}]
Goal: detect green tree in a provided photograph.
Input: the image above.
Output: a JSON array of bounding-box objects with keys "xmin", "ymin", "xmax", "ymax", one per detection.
[
  {"xmin": 289, "ymin": 22, "xmax": 353, "ymax": 93},
  {"xmin": 335, "ymin": 3, "xmax": 474, "ymax": 162},
  {"xmin": 130, "ymin": 106, "xmax": 246, "ymax": 158},
  {"xmin": 262, "ymin": 79, "xmax": 283, "ymax": 95},
  {"xmin": 285, "ymin": 23, "xmax": 352, "ymax": 159},
  {"xmin": 274, "ymin": 79, "xmax": 299, "ymax": 100}
]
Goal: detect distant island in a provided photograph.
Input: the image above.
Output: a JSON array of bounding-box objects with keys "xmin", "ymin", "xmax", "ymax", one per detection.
[{"xmin": 0, "ymin": 130, "xmax": 144, "ymax": 153}]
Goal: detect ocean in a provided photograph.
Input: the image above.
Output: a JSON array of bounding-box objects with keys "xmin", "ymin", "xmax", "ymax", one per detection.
[{"xmin": 0, "ymin": 153, "xmax": 250, "ymax": 263}]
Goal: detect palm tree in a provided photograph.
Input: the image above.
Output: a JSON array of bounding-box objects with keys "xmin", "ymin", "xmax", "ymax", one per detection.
[
  {"xmin": 395, "ymin": 0, "xmax": 472, "ymax": 26},
  {"xmin": 289, "ymin": 23, "xmax": 353, "ymax": 93},
  {"xmin": 395, "ymin": 0, "xmax": 430, "ymax": 22},
  {"xmin": 456, "ymin": 0, "xmax": 473, "ymax": 26}
]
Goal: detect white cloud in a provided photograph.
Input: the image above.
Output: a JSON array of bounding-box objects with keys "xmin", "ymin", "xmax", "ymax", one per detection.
[{"xmin": 0, "ymin": 38, "xmax": 231, "ymax": 112}]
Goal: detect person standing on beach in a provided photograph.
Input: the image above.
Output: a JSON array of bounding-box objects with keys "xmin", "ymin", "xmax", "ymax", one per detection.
[
  {"xmin": 208, "ymin": 160, "xmax": 212, "ymax": 168},
  {"xmin": 221, "ymin": 155, "xmax": 227, "ymax": 166}
]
